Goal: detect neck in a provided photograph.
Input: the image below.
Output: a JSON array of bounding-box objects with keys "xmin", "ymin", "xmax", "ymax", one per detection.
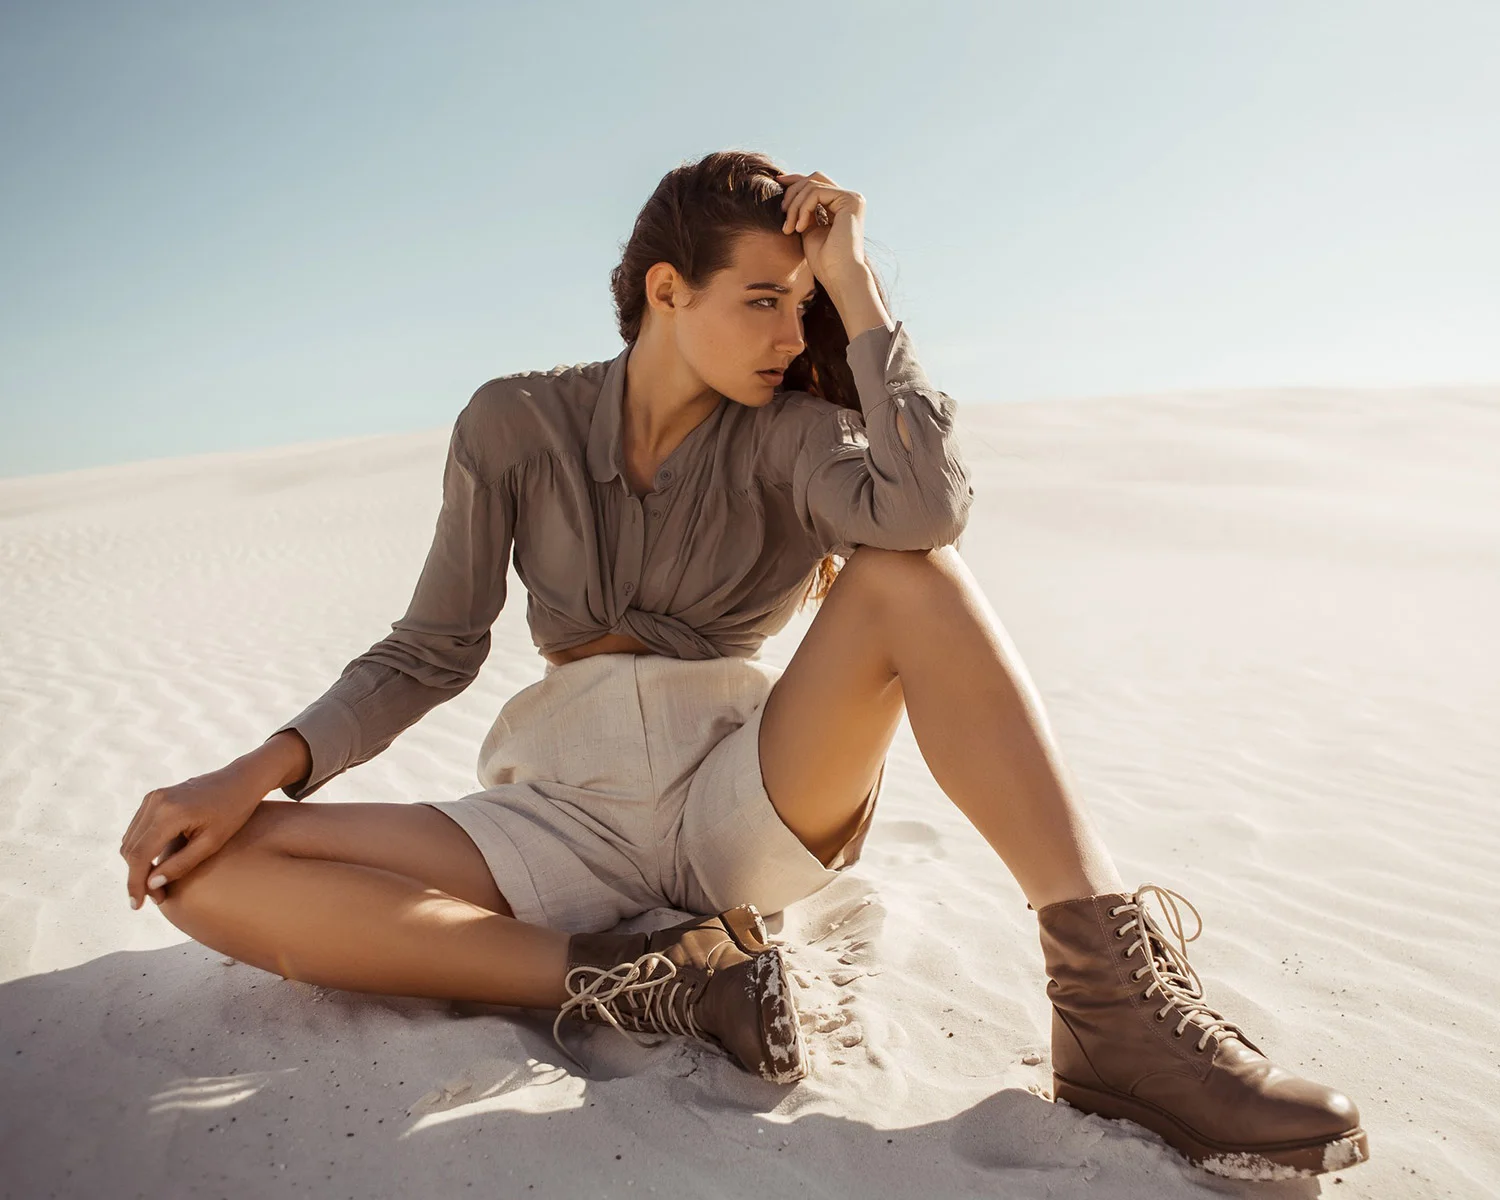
[{"xmin": 623, "ymin": 329, "xmax": 722, "ymax": 461}]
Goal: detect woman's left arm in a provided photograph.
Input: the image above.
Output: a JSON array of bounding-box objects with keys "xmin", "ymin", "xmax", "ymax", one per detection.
[
  {"xmin": 787, "ymin": 307, "xmax": 974, "ymax": 556},
  {"xmin": 775, "ymin": 171, "xmax": 973, "ymax": 554}
]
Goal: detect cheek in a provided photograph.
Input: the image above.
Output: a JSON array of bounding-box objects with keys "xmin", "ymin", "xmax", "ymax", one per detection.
[{"xmin": 689, "ymin": 312, "xmax": 755, "ymax": 368}]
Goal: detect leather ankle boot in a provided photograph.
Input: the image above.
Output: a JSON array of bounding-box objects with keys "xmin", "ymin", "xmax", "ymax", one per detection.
[
  {"xmin": 554, "ymin": 903, "xmax": 807, "ymax": 1083},
  {"xmin": 1034, "ymin": 883, "xmax": 1369, "ymax": 1178}
]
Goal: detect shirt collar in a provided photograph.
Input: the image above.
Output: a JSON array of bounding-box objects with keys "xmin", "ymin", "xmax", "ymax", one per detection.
[
  {"xmin": 587, "ymin": 341, "xmax": 728, "ymax": 489},
  {"xmin": 587, "ymin": 342, "xmax": 633, "ymax": 486}
]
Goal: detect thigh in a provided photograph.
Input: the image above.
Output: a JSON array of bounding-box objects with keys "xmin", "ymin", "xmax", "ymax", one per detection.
[
  {"xmin": 758, "ymin": 547, "xmax": 909, "ymax": 866},
  {"xmin": 229, "ymin": 800, "xmax": 513, "ymax": 916}
]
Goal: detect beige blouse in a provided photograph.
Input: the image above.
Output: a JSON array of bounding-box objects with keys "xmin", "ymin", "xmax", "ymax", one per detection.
[{"xmin": 271, "ymin": 319, "xmax": 973, "ymax": 799}]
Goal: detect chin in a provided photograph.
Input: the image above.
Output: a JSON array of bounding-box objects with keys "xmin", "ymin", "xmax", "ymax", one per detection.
[
  {"xmin": 720, "ymin": 379, "xmax": 781, "ymax": 408},
  {"xmin": 732, "ymin": 389, "xmax": 781, "ymax": 409}
]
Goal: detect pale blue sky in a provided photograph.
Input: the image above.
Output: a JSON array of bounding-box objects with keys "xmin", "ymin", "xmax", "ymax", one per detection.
[{"xmin": 2, "ymin": 1, "xmax": 1496, "ymax": 478}]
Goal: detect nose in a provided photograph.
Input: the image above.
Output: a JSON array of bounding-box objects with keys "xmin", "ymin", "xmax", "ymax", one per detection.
[{"xmin": 775, "ymin": 313, "xmax": 806, "ymax": 358}]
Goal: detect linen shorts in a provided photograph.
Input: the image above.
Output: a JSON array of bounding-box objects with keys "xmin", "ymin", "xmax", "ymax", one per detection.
[{"xmin": 418, "ymin": 652, "xmax": 885, "ymax": 935}]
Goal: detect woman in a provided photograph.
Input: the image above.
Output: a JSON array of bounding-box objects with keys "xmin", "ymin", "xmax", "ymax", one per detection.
[{"xmin": 119, "ymin": 150, "xmax": 1366, "ymax": 1178}]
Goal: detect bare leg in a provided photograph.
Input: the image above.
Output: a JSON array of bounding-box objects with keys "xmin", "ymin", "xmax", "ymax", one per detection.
[
  {"xmin": 760, "ymin": 545, "xmax": 1124, "ymax": 910},
  {"xmin": 158, "ymin": 802, "xmax": 572, "ymax": 1009}
]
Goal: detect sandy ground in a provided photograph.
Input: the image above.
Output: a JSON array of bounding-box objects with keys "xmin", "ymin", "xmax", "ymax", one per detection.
[{"xmin": 2, "ymin": 384, "xmax": 1497, "ymax": 1198}]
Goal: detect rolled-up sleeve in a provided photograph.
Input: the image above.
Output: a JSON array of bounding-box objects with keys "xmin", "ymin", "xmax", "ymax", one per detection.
[
  {"xmin": 267, "ymin": 404, "xmax": 515, "ymax": 799},
  {"xmin": 790, "ymin": 319, "xmax": 974, "ymax": 557}
]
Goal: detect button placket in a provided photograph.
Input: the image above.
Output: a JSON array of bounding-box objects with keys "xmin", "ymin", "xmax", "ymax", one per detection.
[
  {"xmin": 617, "ymin": 491, "xmax": 645, "ymax": 606},
  {"xmin": 641, "ymin": 493, "xmax": 666, "ymax": 559}
]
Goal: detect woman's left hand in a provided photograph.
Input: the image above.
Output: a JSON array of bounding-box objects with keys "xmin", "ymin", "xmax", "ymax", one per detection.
[{"xmin": 776, "ymin": 171, "xmax": 870, "ymax": 293}]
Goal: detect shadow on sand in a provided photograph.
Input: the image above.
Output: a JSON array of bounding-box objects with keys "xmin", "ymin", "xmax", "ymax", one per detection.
[{"xmin": 2, "ymin": 934, "xmax": 1330, "ymax": 1199}]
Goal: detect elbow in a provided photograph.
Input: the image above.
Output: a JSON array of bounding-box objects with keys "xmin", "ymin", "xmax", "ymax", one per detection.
[
  {"xmin": 918, "ymin": 471, "xmax": 975, "ymax": 550},
  {"xmin": 926, "ymin": 495, "xmax": 972, "ymax": 550},
  {"xmin": 867, "ymin": 492, "xmax": 973, "ymax": 552}
]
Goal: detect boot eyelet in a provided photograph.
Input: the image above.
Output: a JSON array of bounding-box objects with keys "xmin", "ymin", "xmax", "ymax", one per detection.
[
  {"xmin": 1172, "ymin": 1029, "xmax": 1183, "ymax": 1038},
  {"xmin": 1154, "ymin": 1011, "xmax": 1165, "ymax": 1021},
  {"xmin": 1108, "ymin": 906, "xmax": 1123, "ymax": 917},
  {"xmin": 1114, "ymin": 928, "xmax": 1125, "ymax": 938}
]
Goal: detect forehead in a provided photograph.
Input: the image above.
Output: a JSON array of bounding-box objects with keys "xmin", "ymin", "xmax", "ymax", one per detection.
[{"xmin": 724, "ymin": 230, "xmax": 817, "ymax": 294}]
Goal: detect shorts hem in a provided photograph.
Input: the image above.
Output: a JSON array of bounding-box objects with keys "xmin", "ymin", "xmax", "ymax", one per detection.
[
  {"xmin": 416, "ymin": 799, "xmax": 550, "ymax": 928},
  {"xmin": 680, "ymin": 692, "xmax": 884, "ymax": 917}
]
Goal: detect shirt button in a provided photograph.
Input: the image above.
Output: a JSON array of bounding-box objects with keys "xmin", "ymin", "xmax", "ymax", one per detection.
[
  {"xmin": 659, "ymin": 468, "xmax": 673, "ymax": 481},
  {"xmin": 623, "ymin": 583, "xmax": 634, "ymax": 595}
]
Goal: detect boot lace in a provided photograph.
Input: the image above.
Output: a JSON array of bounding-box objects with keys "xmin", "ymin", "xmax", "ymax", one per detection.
[
  {"xmin": 1107, "ymin": 883, "xmax": 1249, "ymax": 1054},
  {"xmin": 551, "ymin": 938, "xmax": 738, "ymax": 1069}
]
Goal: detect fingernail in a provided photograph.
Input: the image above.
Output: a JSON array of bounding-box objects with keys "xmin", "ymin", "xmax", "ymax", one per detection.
[
  {"xmin": 148, "ymin": 874, "xmax": 167, "ymax": 889},
  {"xmin": 130, "ymin": 895, "xmax": 140, "ymax": 910}
]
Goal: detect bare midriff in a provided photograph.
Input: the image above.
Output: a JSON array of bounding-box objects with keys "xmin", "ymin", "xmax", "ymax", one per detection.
[{"xmin": 541, "ymin": 631, "xmax": 654, "ymax": 667}]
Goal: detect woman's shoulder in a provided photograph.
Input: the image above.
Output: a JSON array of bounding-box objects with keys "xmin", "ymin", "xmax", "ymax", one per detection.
[
  {"xmin": 455, "ymin": 358, "xmax": 612, "ymax": 481},
  {"xmin": 743, "ymin": 387, "xmax": 862, "ymax": 477},
  {"xmin": 745, "ymin": 386, "xmax": 847, "ymax": 433}
]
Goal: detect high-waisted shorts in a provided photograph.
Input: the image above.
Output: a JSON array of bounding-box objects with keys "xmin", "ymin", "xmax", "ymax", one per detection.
[{"xmin": 418, "ymin": 652, "xmax": 885, "ymax": 934}]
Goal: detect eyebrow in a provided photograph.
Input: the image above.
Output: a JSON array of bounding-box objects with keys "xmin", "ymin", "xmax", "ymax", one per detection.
[{"xmin": 744, "ymin": 282, "xmax": 819, "ymax": 301}]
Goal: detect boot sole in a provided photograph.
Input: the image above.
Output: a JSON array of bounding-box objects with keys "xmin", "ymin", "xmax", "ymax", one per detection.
[
  {"xmin": 717, "ymin": 905, "xmax": 807, "ymax": 1084},
  {"xmin": 748, "ymin": 946, "xmax": 808, "ymax": 1084},
  {"xmin": 1054, "ymin": 1076, "xmax": 1369, "ymax": 1178}
]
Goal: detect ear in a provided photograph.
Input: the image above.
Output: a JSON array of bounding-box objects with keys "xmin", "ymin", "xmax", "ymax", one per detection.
[{"xmin": 644, "ymin": 261, "xmax": 690, "ymax": 315}]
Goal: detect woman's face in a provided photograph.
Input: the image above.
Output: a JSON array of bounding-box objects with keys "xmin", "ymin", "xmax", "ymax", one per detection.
[{"xmin": 654, "ymin": 229, "xmax": 820, "ymax": 408}]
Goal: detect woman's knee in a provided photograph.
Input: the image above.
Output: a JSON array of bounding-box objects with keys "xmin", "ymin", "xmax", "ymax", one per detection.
[
  {"xmin": 836, "ymin": 544, "xmax": 964, "ymax": 621},
  {"xmin": 154, "ymin": 836, "xmax": 264, "ymax": 933},
  {"xmin": 156, "ymin": 807, "xmax": 292, "ymax": 917}
]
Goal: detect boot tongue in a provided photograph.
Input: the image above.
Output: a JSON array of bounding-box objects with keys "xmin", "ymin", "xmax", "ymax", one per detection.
[
  {"xmin": 567, "ymin": 930, "xmax": 649, "ymax": 974},
  {"xmin": 1133, "ymin": 885, "xmax": 1253, "ymax": 1052}
]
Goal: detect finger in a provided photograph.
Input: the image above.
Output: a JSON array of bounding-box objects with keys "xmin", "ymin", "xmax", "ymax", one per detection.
[
  {"xmin": 125, "ymin": 815, "xmax": 186, "ymax": 908},
  {"xmin": 125, "ymin": 831, "xmax": 160, "ymax": 908},
  {"xmin": 780, "ymin": 179, "xmax": 809, "ymax": 233},
  {"xmin": 802, "ymin": 200, "xmax": 834, "ymax": 233},
  {"xmin": 145, "ymin": 830, "xmax": 220, "ymax": 900},
  {"xmin": 794, "ymin": 188, "xmax": 834, "ymax": 234},
  {"xmin": 120, "ymin": 789, "xmax": 161, "ymax": 856},
  {"xmin": 786, "ymin": 183, "xmax": 823, "ymax": 234},
  {"xmin": 149, "ymin": 832, "xmax": 190, "ymax": 894}
]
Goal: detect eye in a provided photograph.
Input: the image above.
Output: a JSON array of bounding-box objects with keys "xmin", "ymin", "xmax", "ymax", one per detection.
[{"xmin": 752, "ymin": 298, "xmax": 814, "ymax": 312}]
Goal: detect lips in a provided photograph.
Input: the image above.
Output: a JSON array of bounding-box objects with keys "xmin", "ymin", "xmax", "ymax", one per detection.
[{"xmin": 758, "ymin": 369, "xmax": 784, "ymax": 383}]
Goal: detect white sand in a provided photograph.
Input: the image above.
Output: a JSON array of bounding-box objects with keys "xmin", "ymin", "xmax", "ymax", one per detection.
[{"xmin": 3, "ymin": 385, "xmax": 1497, "ymax": 1197}]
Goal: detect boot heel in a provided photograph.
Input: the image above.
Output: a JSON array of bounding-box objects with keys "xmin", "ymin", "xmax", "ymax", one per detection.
[
  {"xmin": 1053, "ymin": 1075, "xmax": 1121, "ymax": 1115},
  {"xmin": 721, "ymin": 903, "xmax": 771, "ymax": 953},
  {"xmin": 1055, "ymin": 1074, "xmax": 1173, "ymax": 1137}
]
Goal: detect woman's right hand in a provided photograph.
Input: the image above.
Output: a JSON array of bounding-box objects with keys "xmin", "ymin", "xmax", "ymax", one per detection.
[
  {"xmin": 122, "ymin": 768, "xmax": 267, "ymax": 912},
  {"xmin": 120, "ymin": 754, "xmax": 285, "ymax": 910}
]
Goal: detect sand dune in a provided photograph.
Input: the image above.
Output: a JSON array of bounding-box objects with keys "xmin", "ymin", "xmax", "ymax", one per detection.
[{"xmin": 3, "ymin": 384, "xmax": 1497, "ymax": 1197}]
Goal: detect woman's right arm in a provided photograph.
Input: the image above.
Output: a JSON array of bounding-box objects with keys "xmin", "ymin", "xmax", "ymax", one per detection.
[
  {"xmin": 269, "ymin": 402, "xmax": 518, "ymax": 799},
  {"xmin": 121, "ymin": 397, "xmax": 516, "ymax": 910}
]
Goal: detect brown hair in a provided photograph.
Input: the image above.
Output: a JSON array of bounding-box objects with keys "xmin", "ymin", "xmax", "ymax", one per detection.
[{"xmin": 608, "ymin": 149, "xmax": 894, "ymax": 608}]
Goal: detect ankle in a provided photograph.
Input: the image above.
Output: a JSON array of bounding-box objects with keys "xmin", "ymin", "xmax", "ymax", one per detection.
[{"xmin": 1026, "ymin": 872, "xmax": 1126, "ymax": 912}]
